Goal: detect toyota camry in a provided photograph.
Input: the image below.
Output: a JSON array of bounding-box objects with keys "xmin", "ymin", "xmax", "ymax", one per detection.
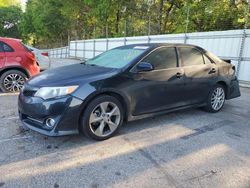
[{"xmin": 18, "ymin": 43, "xmax": 241, "ymax": 140}]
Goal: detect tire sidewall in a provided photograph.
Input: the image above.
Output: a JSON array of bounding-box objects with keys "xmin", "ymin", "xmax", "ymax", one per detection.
[
  {"xmin": 0, "ymin": 70, "xmax": 27, "ymax": 93},
  {"xmin": 81, "ymin": 95, "xmax": 124, "ymax": 141}
]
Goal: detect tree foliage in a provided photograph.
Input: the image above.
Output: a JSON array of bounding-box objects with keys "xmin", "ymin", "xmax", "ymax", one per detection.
[
  {"xmin": 0, "ymin": 5, "xmax": 22, "ymax": 38},
  {"xmin": 0, "ymin": 0, "xmax": 249, "ymax": 47}
]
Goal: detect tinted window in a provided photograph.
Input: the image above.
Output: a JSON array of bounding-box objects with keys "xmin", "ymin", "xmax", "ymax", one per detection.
[
  {"xmin": 143, "ymin": 47, "xmax": 177, "ymax": 70},
  {"xmin": 0, "ymin": 43, "xmax": 3, "ymax": 52},
  {"xmin": 2, "ymin": 43, "xmax": 14, "ymax": 52},
  {"xmin": 179, "ymin": 47, "xmax": 204, "ymax": 66}
]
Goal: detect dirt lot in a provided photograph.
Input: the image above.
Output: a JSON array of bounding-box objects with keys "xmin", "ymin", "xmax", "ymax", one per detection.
[{"xmin": 0, "ymin": 59, "xmax": 250, "ymax": 188}]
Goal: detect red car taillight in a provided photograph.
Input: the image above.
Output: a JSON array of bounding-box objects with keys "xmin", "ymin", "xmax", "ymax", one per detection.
[{"xmin": 41, "ymin": 52, "xmax": 49, "ymax": 56}]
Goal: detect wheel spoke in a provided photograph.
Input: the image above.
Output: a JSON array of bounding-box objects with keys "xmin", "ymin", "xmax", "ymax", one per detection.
[
  {"xmin": 109, "ymin": 106, "xmax": 119, "ymax": 116},
  {"xmin": 89, "ymin": 113, "xmax": 102, "ymax": 124},
  {"xmin": 107, "ymin": 121, "xmax": 118, "ymax": 132},
  {"xmin": 94, "ymin": 121, "xmax": 105, "ymax": 137},
  {"xmin": 100, "ymin": 102, "xmax": 109, "ymax": 113},
  {"xmin": 3, "ymin": 73, "xmax": 25, "ymax": 92},
  {"xmin": 89, "ymin": 101, "xmax": 121, "ymax": 137},
  {"xmin": 211, "ymin": 87, "xmax": 225, "ymax": 111}
]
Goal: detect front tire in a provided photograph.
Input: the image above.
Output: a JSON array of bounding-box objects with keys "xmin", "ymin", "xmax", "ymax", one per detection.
[
  {"xmin": 205, "ymin": 84, "xmax": 226, "ymax": 113},
  {"xmin": 80, "ymin": 95, "xmax": 124, "ymax": 141},
  {"xmin": 0, "ymin": 70, "xmax": 27, "ymax": 93}
]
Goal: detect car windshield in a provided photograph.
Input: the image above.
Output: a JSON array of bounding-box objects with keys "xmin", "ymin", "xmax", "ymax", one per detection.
[{"xmin": 85, "ymin": 47, "xmax": 148, "ymax": 68}]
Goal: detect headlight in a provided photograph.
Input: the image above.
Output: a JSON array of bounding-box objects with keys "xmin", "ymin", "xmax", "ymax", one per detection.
[{"xmin": 34, "ymin": 86, "xmax": 78, "ymax": 100}]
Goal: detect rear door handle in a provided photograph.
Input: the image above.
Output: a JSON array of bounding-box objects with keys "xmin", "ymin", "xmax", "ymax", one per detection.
[
  {"xmin": 209, "ymin": 68, "xmax": 216, "ymax": 74},
  {"xmin": 176, "ymin": 72, "xmax": 183, "ymax": 78}
]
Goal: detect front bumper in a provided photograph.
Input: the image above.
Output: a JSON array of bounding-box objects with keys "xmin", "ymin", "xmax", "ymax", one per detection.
[{"xmin": 18, "ymin": 93, "xmax": 83, "ymax": 136}]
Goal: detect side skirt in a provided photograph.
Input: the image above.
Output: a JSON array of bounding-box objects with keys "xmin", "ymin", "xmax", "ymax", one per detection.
[{"xmin": 127, "ymin": 103, "xmax": 206, "ymax": 122}]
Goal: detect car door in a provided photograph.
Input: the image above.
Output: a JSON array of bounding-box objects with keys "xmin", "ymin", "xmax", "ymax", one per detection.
[
  {"xmin": 178, "ymin": 47, "xmax": 218, "ymax": 104},
  {"xmin": 0, "ymin": 42, "xmax": 6, "ymax": 68},
  {"xmin": 128, "ymin": 47, "xmax": 186, "ymax": 115}
]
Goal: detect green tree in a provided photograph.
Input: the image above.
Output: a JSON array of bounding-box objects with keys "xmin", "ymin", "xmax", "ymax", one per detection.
[
  {"xmin": 19, "ymin": 0, "xmax": 250, "ymax": 47},
  {"xmin": 0, "ymin": 6, "xmax": 22, "ymax": 38},
  {"xmin": 0, "ymin": 0, "xmax": 20, "ymax": 7}
]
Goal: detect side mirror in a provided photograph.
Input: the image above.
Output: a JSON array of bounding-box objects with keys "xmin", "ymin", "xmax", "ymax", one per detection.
[{"xmin": 136, "ymin": 62, "xmax": 154, "ymax": 72}]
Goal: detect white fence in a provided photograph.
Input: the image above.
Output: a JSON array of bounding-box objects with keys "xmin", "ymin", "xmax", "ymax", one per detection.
[
  {"xmin": 48, "ymin": 30, "xmax": 250, "ymax": 83},
  {"xmin": 48, "ymin": 46, "xmax": 69, "ymax": 58}
]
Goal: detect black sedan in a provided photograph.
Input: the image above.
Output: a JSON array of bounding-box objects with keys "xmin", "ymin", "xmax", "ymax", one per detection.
[{"xmin": 18, "ymin": 43, "xmax": 241, "ymax": 140}]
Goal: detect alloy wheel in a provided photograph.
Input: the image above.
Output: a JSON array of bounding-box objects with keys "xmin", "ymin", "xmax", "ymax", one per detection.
[
  {"xmin": 89, "ymin": 101, "xmax": 121, "ymax": 137},
  {"xmin": 211, "ymin": 87, "xmax": 225, "ymax": 111},
  {"xmin": 3, "ymin": 74, "xmax": 25, "ymax": 92}
]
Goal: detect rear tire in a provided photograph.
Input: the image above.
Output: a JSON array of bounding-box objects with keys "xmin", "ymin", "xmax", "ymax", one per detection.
[
  {"xmin": 80, "ymin": 95, "xmax": 124, "ymax": 141},
  {"xmin": 0, "ymin": 70, "xmax": 27, "ymax": 93},
  {"xmin": 204, "ymin": 84, "xmax": 226, "ymax": 113}
]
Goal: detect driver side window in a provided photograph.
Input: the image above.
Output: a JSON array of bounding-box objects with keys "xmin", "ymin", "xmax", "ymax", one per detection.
[{"xmin": 143, "ymin": 47, "xmax": 177, "ymax": 70}]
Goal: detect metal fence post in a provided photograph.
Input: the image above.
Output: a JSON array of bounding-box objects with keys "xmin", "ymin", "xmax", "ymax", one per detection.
[
  {"xmin": 93, "ymin": 39, "xmax": 96, "ymax": 57},
  {"xmin": 75, "ymin": 41, "xmax": 77, "ymax": 58},
  {"xmin": 83, "ymin": 40, "xmax": 85, "ymax": 59},
  {"xmin": 106, "ymin": 38, "xmax": 109, "ymax": 51},
  {"xmin": 148, "ymin": 36, "xmax": 151, "ymax": 44},
  {"xmin": 237, "ymin": 30, "xmax": 247, "ymax": 77},
  {"xmin": 236, "ymin": 2, "xmax": 249, "ymax": 77},
  {"xmin": 66, "ymin": 46, "xmax": 68, "ymax": 58},
  {"xmin": 184, "ymin": 34, "xmax": 188, "ymax": 44},
  {"xmin": 184, "ymin": 4, "xmax": 190, "ymax": 44}
]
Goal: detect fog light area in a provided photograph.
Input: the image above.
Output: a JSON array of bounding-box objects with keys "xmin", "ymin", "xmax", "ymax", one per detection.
[{"xmin": 45, "ymin": 118, "xmax": 56, "ymax": 128}]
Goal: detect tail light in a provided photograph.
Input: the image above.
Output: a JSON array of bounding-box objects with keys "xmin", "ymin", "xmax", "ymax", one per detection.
[{"xmin": 41, "ymin": 52, "xmax": 49, "ymax": 56}]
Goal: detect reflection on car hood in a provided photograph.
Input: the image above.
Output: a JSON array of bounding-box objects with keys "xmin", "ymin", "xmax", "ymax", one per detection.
[{"xmin": 27, "ymin": 64, "xmax": 118, "ymax": 87}]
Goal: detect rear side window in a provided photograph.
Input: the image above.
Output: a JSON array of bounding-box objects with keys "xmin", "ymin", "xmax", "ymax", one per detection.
[
  {"xmin": 179, "ymin": 47, "xmax": 204, "ymax": 66},
  {"xmin": 0, "ymin": 43, "xmax": 3, "ymax": 52},
  {"xmin": 2, "ymin": 42, "xmax": 14, "ymax": 52},
  {"xmin": 143, "ymin": 47, "xmax": 177, "ymax": 70}
]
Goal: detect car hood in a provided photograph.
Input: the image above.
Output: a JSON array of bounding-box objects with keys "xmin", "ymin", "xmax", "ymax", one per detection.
[{"xmin": 27, "ymin": 63, "xmax": 118, "ymax": 87}]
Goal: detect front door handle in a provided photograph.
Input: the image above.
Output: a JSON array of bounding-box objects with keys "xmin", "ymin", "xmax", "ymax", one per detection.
[
  {"xmin": 209, "ymin": 68, "xmax": 216, "ymax": 74},
  {"xmin": 176, "ymin": 72, "xmax": 183, "ymax": 78}
]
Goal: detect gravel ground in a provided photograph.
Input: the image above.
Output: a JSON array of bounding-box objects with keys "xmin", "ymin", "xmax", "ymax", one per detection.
[{"xmin": 0, "ymin": 59, "xmax": 249, "ymax": 188}]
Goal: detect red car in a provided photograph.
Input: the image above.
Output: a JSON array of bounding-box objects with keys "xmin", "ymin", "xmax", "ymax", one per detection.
[{"xmin": 0, "ymin": 37, "xmax": 40, "ymax": 92}]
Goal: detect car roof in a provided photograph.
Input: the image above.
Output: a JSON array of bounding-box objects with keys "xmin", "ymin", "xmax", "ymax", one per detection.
[
  {"xmin": 0, "ymin": 37, "xmax": 21, "ymax": 42},
  {"xmin": 119, "ymin": 43, "xmax": 205, "ymax": 52},
  {"xmin": 123, "ymin": 43, "xmax": 202, "ymax": 48}
]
